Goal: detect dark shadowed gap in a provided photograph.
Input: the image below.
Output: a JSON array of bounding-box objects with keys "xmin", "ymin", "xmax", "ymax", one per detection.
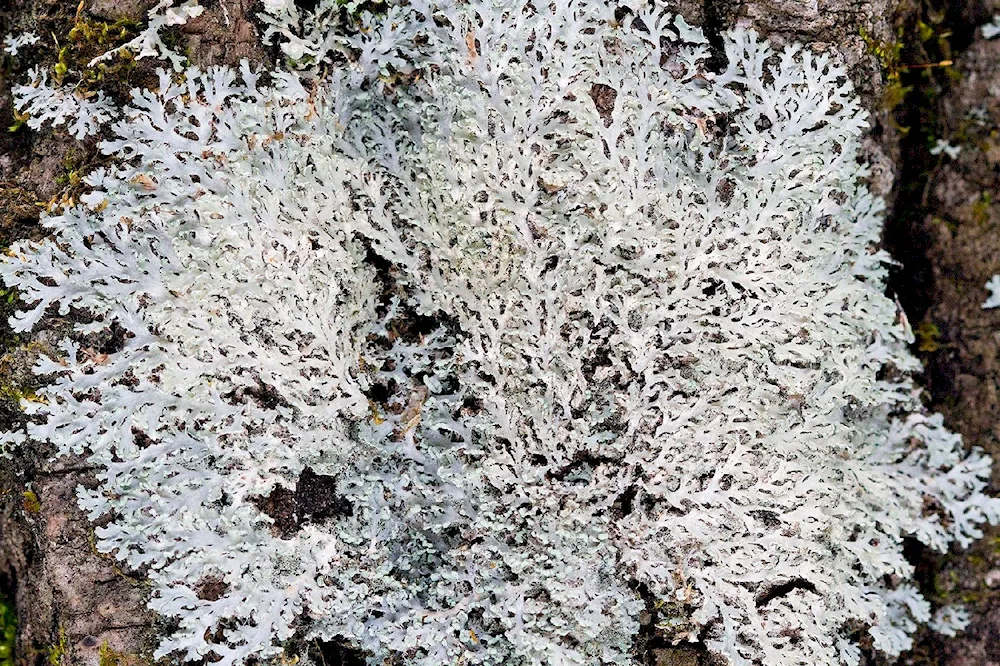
[
  {"xmin": 307, "ymin": 638, "xmax": 366, "ymax": 666},
  {"xmin": 882, "ymin": 0, "xmax": 981, "ymax": 324},
  {"xmin": 294, "ymin": 0, "xmax": 320, "ymax": 13},
  {"xmin": 251, "ymin": 467, "xmax": 352, "ymax": 539},
  {"xmin": 701, "ymin": 0, "xmax": 730, "ymax": 72}
]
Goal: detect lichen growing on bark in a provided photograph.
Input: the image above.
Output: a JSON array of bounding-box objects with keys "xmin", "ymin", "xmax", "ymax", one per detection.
[{"xmin": 2, "ymin": 1, "xmax": 999, "ymax": 665}]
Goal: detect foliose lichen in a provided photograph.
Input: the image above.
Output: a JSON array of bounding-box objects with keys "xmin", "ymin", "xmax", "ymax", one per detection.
[{"xmin": 2, "ymin": 2, "xmax": 998, "ymax": 665}]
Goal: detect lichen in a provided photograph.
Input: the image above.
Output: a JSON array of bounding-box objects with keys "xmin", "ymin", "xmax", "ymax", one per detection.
[{"xmin": 2, "ymin": 2, "xmax": 999, "ymax": 666}]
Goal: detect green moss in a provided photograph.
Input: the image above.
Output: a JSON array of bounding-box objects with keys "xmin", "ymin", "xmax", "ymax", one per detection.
[
  {"xmin": 99, "ymin": 643, "xmax": 118, "ymax": 666},
  {"xmin": 46, "ymin": 628, "xmax": 67, "ymax": 666},
  {"xmin": 916, "ymin": 19, "xmax": 934, "ymax": 42},
  {"xmin": 860, "ymin": 12, "xmax": 956, "ymax": 145},
  {"xmin": 972, "ymin": 191, "xmax": 993, "ymax": 225},
  {"xmin": 68, "ymin": 17, "xmax": 139, "ymax": 48},
  {"xmin": 13, "ymin": 12, "xmax": 143, "ymax": 116},
  {"xmin": 0, "ymin": 594, "xmax": 15, "ymax": 666},
  {"xmin": 7, "ymin": 109, "xmax": 29, "ymax": 134},
  {"xmin": 57, "ymin": 17, "xmax": 142, "ymax": 98},
  {"xmin": 55, "ymin": 148, "xmax": 85, "ymax": 191},
  {"xmin": 859, "ymin": 25, "xmax": 916, "ymax": 126},
  {"xmin": 960, "ymin": 591, "xmax": 982, "ymax": 604},
  {"xmin": 0, "ymin": 341, "xmax": 53, "ymax": 413},
  {"xmin": 98, "ymin": 642, "xmax": 138, "ymax": 666},
  {"xmin": 860, "ymin": 25, "xmax": 904, "ymax": 81},
  {"xmin": 652, "ymin": 598, "xmax": 698, "ymax": 643},
  {"xmin": 882, "ymin": 79, "xmax": 913, "ymax": 114},
  {"xmin": 962, "ymin": 552, "xmax": 989, "ymax": 574},
  {"xmin": 930, "ymin": 215, "xmax": 958, "ymax": 233},
  {"xmin": 21, "ymin": 490, "xmax": 40, "ymax": 514},
  {"xmin": 915, "ymin": 319, "xmax": 942, "ymax": 352},
  {"xmin": 81, "ymin": 50, "xmax": 138, "ymax": 92},
  {"xmin": 0, "ymin": 185, "xmax": 41, "ymax": 247},
  {"xmin": 53, "ymin": 47, "xmax": 71, "ymax": 85}
]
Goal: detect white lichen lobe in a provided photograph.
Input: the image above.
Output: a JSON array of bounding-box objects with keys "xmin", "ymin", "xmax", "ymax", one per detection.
[{"xmin": 3, "ymin": 2, "xmax": 997, "ymax": 665}]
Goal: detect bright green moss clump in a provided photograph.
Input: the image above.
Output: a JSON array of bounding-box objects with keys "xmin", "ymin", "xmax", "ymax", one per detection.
[{"xmin": 0, "ymin": 594, "xmax": 16, "ymax": 666}]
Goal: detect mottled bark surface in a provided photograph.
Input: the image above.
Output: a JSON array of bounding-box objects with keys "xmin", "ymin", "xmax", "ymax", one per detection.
[
  {"xmin": 0, "ymin": 0, "xmax": 926, "ymax": 665},
  {"xmin": 894, "ymin": 2, "xmax": 1000, "ymax": 664}
]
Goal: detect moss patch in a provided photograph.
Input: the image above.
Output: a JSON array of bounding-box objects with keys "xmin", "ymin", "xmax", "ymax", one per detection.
[
  {"xmin": 0, "ymin": 594, "xmax": 14, "ymax": 666},
  {"xmin": 46, "ymin": 627, "xmax": 67, "ymax": 666},
  {"xmin": 96, "ymin": 642, "xmax": 154, "ymax": 666},
  {"xmin": 20, "ymin": 490, "xmax": 40, "ymax": 514},
  {"xmin": 0, "ymin": 184, "xmax": 42, "ymax": 249}
]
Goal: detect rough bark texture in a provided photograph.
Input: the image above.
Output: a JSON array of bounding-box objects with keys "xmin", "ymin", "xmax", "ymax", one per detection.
[
  {"xmin": 0, "ymin": 1, "xmax": 920, "ymax": 665},
  {"xmin": 893, "ymin": 2, "xmax": 1000, "ymax": 664}
]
